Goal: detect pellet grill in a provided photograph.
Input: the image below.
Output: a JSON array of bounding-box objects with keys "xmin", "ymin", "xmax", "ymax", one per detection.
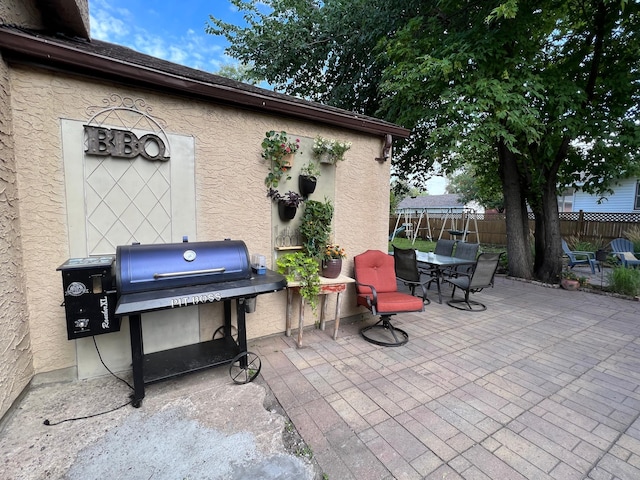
[{"xmin": 58, "ymin": 238, "xmax": 286, "ymax": 407}]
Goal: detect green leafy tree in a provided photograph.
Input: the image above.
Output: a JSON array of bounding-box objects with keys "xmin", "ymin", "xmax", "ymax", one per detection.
[
  {"xmin": 215, "ymin": 63, "xmax": 261, "ymax": 85},
  {"xmin": 447, "ymin": 169, "xmax": 504, "ymax": 212},
  {"xmin": 209, "ymin": 0, "xmax": 640, "ymax": 282}
]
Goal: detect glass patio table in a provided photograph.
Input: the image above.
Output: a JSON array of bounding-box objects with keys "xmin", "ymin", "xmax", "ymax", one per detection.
[{"xmin": 415, "ymin": 252, "xmax": 477, "ymax": 304}]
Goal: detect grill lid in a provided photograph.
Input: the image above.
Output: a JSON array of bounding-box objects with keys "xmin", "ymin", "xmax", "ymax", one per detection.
[{"xmin": 116, "ymin": 239, "xmax": 251, "ymax": 295}]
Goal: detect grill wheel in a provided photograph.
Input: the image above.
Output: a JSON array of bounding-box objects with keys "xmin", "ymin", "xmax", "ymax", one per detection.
[{"xmin": 229, "ymin": 352, "xmax": 261, "ymax": 384}]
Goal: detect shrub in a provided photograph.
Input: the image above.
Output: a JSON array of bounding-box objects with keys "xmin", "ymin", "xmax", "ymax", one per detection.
[
  {"xmin": 607, "ymin": 266, "xmax": 640, "ymax": 297},
  {"xmin": 623, "ymin": 226, "xmax": 640, "ymax": 252}
]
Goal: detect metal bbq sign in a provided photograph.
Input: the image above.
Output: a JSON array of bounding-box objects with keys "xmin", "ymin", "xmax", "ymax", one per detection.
[{"xmin": 84, "ymin": 125, "xmax": 170, "ymax": 161}]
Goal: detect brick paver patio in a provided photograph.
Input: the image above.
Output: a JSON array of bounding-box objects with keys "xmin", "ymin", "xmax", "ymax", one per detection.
[{"xmin": 252, "ymin": 275, "xmax": 640, "ymax": 479}]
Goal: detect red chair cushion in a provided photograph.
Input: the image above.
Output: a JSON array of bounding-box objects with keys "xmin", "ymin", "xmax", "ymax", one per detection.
[
  {"xmin": 357, "ymin": 292, "xmax": 423, "ymax": 314},
  {"xmin": 354, "ymin": 250, "xmax": 399, "ymax": 294}
]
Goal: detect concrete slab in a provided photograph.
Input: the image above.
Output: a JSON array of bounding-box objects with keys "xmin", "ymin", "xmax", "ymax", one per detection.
[{"xmin": 0, "ymin": 367, "xmax": 317, "ymax": 479}]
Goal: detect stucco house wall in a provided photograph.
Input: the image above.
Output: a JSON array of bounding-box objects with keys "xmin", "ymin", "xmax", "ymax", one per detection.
[{"xmin": 0, "ymin": 52, "xmax": 34, "ymax": 421}]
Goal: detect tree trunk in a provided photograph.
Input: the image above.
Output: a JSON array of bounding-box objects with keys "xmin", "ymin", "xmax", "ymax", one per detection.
[
  {"xmin": 499, "ymin": 142, "xmax": 533, "ymax": 279},
  {"xmin": 532, "ymin": 170, "xmax": 563, "ymax": 283}
]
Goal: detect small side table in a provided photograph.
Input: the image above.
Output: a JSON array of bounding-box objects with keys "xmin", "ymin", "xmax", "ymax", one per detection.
[{"xmin": 286, "ymin": 274, "xmax": 355, "ymax": 348}]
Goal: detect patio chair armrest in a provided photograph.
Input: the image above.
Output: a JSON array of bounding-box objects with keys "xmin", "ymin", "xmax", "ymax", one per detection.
[
  {"xmin": 355, "ymin": 281, "xmax": 378, "ymax": 306},
  {"xmin": 572, "ymin": 251, "xmax": 596, "ymax": 258}
]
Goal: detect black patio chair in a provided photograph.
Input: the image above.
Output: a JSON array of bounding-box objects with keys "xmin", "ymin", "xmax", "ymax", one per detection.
[
  {"xmin": 444, "ymin": 252, "xmax": 503, "ymax": 311},
  {"xmin": 446, "ymin": 241, "xmax": 479, "ymax": 278},
  {"xmin": 393, "ymin": 246, "xmax": 430, "ymax": 305},
  {"xmin": 418, "ymin": 239, "xmax": 456, "ymax": 278}
]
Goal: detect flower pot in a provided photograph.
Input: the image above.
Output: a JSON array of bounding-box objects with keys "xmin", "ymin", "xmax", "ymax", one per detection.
[
  {"xmin": 278, "ymin": 201, "xmax": 297, "ymax": 221},
  {"xmin": 321, "ymin": 258, "xmax": 342, "ymax": 278},
  {"xmin": 560, "ymin": 278, "xmax": 580, "ymax": 291},
  {"xmin": 318, "ymin": 152, "xmax": 333, "ymax": 165},
  {"xmin": 282, "ymin": 153, "xmax": 295, "ymax": 169},
  {"xmin": 299, "ymin": 175, "xmax": 317, "ymax": 197}
]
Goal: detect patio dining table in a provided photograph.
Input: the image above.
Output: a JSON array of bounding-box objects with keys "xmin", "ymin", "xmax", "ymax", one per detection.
[{"xmin": 416, "ymin": 251, "xmax": 477, "ymax": 304}]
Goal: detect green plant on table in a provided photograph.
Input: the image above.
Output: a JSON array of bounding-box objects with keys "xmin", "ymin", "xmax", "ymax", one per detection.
[
  {"xmin": 323, "ymin": 243, "xmax": 346, "ymax": 261},
  {"xmin": 276, "ymin": 252, "xmax": 321, "ymax": 312}
]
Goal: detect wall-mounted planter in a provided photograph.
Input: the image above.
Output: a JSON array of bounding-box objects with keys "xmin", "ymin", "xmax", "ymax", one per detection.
[
  {"xmin": 299, "ymin": 175, "xmax": 317, "ymax": 197},
  {"xmin": 282, "ymin": 153, "xmax": 295, "ymax": 169},
  {"xmin": 278, "ymin": 201, "xmax": 297, "ymax": 221},
  {"xmin": 318, "ymin": 152, "xmax": 333, "ymax": 164}
]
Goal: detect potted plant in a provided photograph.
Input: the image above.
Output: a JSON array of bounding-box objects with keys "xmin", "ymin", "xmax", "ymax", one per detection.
[
  {"xmin": 262, "ymin": 130, "xmax": 301, "ymax": 188},
  {"xmin": 560, "ymin": 270, "xmax": 581, "ymax": 290},
  {"xmin": 298, "ymin": 199, "xmax": 334, "ymax": 259},
  {"xmin": 321, "ymin": 243, "xmax": 346, "ymax": 278},
  {"xmin": 276, "ymin": 252, "xmax": 321, "ymax": 312},
  {"xmin": 312, "ymin": 136, "xmax": 352, "ymax": 164},
  {"xmin": 298, "ymin": 160, "xmax": 320, "ymax": 197},
  {"xmin": 267, "ymin": 189, "xmax": 304, "ymax": 221}
]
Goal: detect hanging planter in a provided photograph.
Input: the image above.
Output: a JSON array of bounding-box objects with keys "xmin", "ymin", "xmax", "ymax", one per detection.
[
  {"xmin": 298, "ymin": 160, "xmax": 320, "ymax": 197},
  {"xmin": 282, "ymin": 153, "xmax": 295, "ymax": 169},
  {"xmin": 312, "ymin": 136, "xmax": 352, "ymax": 165},
  {"xmin": 318, "ymin": 152, "xmax": 333, "ymax": 164},
  {"xmin": 268, "ymin": 189, "xmax": 304, "ymax": 222},
  {"xmin": 278, "ymin": 201, "xmax": 298, "ymax": 221},
  {"xmin": 299, "ymin": 175, "xmax": 317, "ymax": 197}
]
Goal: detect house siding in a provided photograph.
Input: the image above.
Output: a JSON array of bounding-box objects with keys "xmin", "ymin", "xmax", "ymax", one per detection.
[{"xmin": 573, "ymin": 178, "xmax": 639, "ymax": 213}]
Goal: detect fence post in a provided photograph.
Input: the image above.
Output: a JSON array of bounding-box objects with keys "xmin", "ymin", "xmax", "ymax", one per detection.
[{"xmin": 578, "ymin": 210, "xmax": 584, "ymax": 236}]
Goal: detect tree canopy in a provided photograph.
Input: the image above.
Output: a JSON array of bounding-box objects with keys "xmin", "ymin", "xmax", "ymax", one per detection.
[{"xmin": 209, "ymin": 0, "xmax": 640, "ymax": 281}]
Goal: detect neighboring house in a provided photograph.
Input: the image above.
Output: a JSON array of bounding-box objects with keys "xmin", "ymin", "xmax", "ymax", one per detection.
[
  {"xmin": 396, "ymin": 194, "xmax": 465, "ymax": 215},
  {"xmin": 559, "ymin": 178, "xmax": 640, "ymax": 213},
  {"xmin": 396, "ymin": 194, "xmax": 484, "ymax": 215}
]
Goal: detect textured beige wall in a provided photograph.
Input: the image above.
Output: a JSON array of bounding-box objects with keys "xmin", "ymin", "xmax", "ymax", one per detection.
[
  {"xmin": 0, "ymin": 55, "xmax": 34, "ymax": 418},
  {"xmin": 11, "ymin": 66, "xmax": 390, "ymax": 375}
]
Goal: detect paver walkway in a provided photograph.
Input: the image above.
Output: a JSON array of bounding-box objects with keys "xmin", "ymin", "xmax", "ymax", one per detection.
[{"xmin": 252, "ymin": 275, "xmax": 640, "ymax": 479}]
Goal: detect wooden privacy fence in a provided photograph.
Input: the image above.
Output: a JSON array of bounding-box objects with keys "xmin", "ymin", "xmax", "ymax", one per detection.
[{"xmin": 389, "ymin": 211, "xmax": 640, "ymax": 247}]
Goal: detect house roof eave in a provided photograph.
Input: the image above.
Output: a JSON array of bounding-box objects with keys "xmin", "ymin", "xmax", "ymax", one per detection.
[{"xmin": 0, "ymin": 26, "xmax": 411, "ymax": 139}]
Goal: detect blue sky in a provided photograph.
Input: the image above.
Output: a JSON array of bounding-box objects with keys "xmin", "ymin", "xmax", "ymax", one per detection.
[{"xmin": 88, "ymin": 0, "xmax": 248, "ymax": 73}]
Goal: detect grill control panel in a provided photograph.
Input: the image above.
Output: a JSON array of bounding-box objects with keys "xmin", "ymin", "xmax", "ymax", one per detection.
[{"xmin": 57, "ymin": 256, "xmax": 120, "ymax": 340}]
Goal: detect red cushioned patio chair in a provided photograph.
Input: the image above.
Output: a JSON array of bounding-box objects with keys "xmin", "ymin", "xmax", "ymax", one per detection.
[{"xmin": 353, "ymin": 250, "xmax": 425, "ymax": 347}]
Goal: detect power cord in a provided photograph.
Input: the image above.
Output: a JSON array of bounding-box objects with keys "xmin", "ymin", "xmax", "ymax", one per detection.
[{"xmin": 43, "ymin": 336, "xmax": 134, "ymax": 426}]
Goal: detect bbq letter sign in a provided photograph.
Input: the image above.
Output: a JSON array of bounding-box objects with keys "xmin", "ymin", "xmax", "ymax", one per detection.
[{"xmin": 84, "ymin": 125, "xmax": 170, "ymax": 161}]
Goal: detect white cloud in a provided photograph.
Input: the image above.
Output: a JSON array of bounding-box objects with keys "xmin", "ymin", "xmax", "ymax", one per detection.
[{"xmin": 89, "ymin": 0, "xmax": 226, "ymax": 73}]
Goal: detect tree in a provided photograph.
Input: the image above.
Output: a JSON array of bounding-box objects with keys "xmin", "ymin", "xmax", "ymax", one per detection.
[
  {"xmin": 209, "ymin": 0, "xmax": 640, "ymax": 282},
  {"xmin": 379, "ymin": 1, "xmax": 640, "ymax": 280},
  {"xmin": 447, "ymin": 169, "xmax": 504, "ymax": 212},
  {"xmin": 215, "ymin": 63, "xmax": 261, "ymax": 85}
]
